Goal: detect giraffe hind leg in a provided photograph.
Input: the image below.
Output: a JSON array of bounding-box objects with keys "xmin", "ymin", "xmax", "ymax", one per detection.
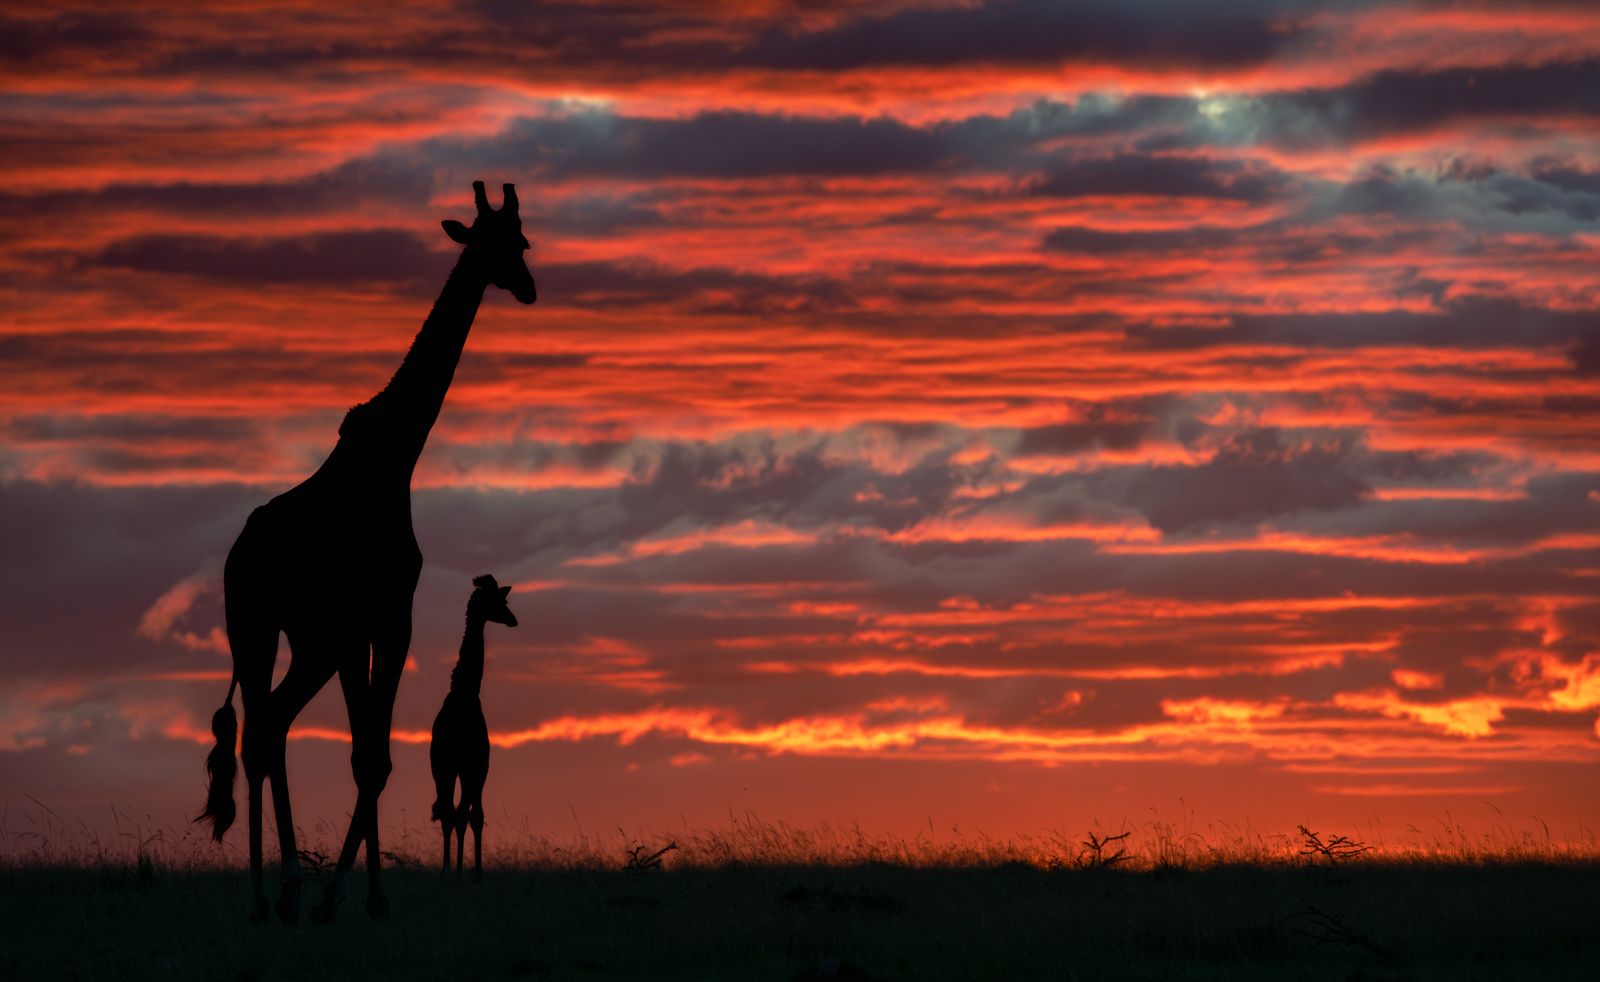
[
  {"xmin": 229, "ymin": 621, "xmax": 277, "ymax": 923},
  {"xmin": 435, "ymin": 772, "xmax": 458, "ymax": 878},
  {"xmin": 430, "ymin": 727, "xmax": 457, "ymax": 878}
]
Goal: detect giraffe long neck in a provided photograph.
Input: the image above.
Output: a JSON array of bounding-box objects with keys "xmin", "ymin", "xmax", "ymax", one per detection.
[
  {"xmin": 450, "ymin": 614, "xmax": 486, "ymax": 698},
  {"xmin": 342, "ymin": 251, "xmax": 489, "ymax": 475}
]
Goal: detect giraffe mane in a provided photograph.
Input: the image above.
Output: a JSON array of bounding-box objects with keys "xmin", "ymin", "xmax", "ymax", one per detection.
[{"xmin": 338, "ymin": 401, "xmax": 373, "ymax": 437}]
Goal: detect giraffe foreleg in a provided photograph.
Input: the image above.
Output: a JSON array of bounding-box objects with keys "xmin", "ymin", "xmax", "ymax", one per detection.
[
  {"xmin": 265, "ymin": 648, "xmax": 337, "ymax": 923},
  {"xmin": 266, "ymin": 751, "xmax": 300, "ymax": 923},
  {"xmin": 363, "ymin": 794, "xmax": 388, "ymax": 918},
  {"xmin": 312, "ymin": 794, "xmax": 369, "ymax": 923},
  {"xmin": 312, "ymin": 656, "xmax": 383, "ymax": 923}
]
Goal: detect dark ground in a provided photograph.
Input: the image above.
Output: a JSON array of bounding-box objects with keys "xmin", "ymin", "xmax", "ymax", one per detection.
[{"xmin": 2, "ymin": 859, "xmax": 1597, "ymax": 981}]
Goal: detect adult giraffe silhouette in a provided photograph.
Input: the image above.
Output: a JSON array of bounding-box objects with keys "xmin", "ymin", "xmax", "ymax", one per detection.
[{"xmin": 197, "ymin": 180, "xmax": 537, "ymax": 923}]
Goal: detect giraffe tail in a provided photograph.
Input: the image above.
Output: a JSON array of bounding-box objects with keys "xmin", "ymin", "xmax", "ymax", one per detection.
[{"xmin": 197, "ymin": 676, "xmax": 238, "ymax": 841}]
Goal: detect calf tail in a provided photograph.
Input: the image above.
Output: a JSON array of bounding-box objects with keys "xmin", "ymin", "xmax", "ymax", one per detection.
[{"xmin": 431, "ymin": 767, "xmax": 455, "ymax": 825}]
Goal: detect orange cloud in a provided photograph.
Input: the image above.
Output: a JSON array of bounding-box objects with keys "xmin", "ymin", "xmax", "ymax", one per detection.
[{"xmin": 1333, "ymin": 690, "xmax": 1507, "ymax": 739}]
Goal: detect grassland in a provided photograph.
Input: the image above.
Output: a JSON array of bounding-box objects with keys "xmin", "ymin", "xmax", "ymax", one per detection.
[{"xmin": 4, "ymin": 810, "xmax": 1598, "ymax": 981}]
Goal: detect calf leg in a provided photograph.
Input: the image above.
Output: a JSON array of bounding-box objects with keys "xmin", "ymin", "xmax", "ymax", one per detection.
[
  {"xmin": 454, "ymin": 815, "xmax": 466, "ymax": 880},
  {"xmin": 469, "ymin": 801, "xmax": 484, "ymax": 881},
  {"xmin": 432, "ymin": 764, "xmax": 456, "ymax": 878},
  {"xmin": 439, "ymin": 802, "xmax": 454, "ymax": 878}
]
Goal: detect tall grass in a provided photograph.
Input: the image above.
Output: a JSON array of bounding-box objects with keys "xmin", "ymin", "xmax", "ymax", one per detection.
[{"xmin": 6, "ymin": 799, "xmax": 1597, "ymax": 873}]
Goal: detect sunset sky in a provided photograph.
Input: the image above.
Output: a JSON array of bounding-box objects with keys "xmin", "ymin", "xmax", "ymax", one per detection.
[{"xmin": 4, "ymin": 0, "xmax": 1600, "ymax": 849}]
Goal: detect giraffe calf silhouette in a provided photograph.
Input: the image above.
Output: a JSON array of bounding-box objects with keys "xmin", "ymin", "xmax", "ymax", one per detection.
[{"xmin": 430, "ymin": 574, "xmax": 516, "ymax": 879}]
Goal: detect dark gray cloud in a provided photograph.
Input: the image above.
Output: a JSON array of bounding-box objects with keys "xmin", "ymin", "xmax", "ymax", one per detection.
[
  {"xmin": 86, "ymin": 0, "xmax": 1341, "ymax": 86},
  {"xmin": 0, "ymin": 329, "xmax": 394, "ymax": 410},
  {"xmin": 1042, "ymin": 224, "xmax": 1238, "ymax": 255},
  {"xmin": 89, "ymin": 228, "xmax": 447, "ymax": 285},
  {"xmin": 1530, "ymin": 157, "xmax": 1600, "ymax": 196},
  {"xmin": 1108, "ymin": 428, "xmax": 1382, "ymax": 533},
  {"xmin": 80, "ymin": 224, "xmax": 858, "ymax": 312},
  {"xmin": 529, "ymin": 192, "xmax": 671, "ymax": 236},
  {"xmin": 732, "ymin": 0, "xmax": 1327, "ymax": 71},
  {"xmin": 1330, "ymin": 161, "xmax": 1600, "ymax": 228},
  {"xmin": 1029, "ymin": 153, "xmax": 1292, "ymax": 202},
  {"xmin": 0, "ymin": 9, "xmax": 149, "ymax": 62},
  {"xmin": 1242, "ymin": 57, "xmax": 1600, "ymax": 149},
  {"xmin": 435, "ymin": 110, "xmax": 951, "ymax": 179},
  {"xmin": 0, "ymin": 157, "xmax": 434, "ymax": 222},
  {"xmin": 1042, "ymin": 218, "xmax": 1450, "ymax": 266},
  {"xmin": 415, "ymin": 430, "xmax": 977, "ymax": 576},
  {"xmin": 539, "ymin": 259, "xmax": 855, "ymax": 314},
  {"xmin": 1132, "ymin": 298, "xmax": 1600, "ymax": 356},
  {"xmin": 1290, "ymin": 470, "xmax": 1600, "ymax": 549},
  {"xmin": 1035, "ymin": 158, "xmax": 1600, "ymax": 260},
  {"xmin": 422, "ymin": 95, "xmax": 1201, "ymax": 181},
  {"xmin": 6, "ymin": 414, "xmax": 258, "ymax": 444},
  {"xmin": 1015, "ymin": 396, "xmax": 1207, "ymax": 456}
]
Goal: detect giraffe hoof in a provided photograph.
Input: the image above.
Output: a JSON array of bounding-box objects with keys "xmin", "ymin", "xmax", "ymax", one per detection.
[
  {"xmin": 247, "ymin": 891, "xmax": 270, "ymax": 924},
  {"xmin": 309, "ymin": 902, "xmax": 339, "ymax": 925},
  {"xmin": 367, "ymin": 891, "xmax": 390, "ymax": 919}
]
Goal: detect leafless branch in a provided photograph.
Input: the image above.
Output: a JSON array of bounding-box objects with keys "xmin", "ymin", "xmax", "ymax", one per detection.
[
  {"xmin": 1297, "ymin": 825, "xmax": 1370, "ymax": 864},
  {"xmin": 1079, "ymin": 830, "xmax": 1132, "ymax": 870},
  {"xmin": 623, "ymin": 838, "xmax": 679, "ymax": 873}
]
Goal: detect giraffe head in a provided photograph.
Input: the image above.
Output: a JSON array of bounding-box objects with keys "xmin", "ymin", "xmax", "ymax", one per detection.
[
  {"xmin": 468, "ymin": 573, "xmax": 518, "ymax": 627},
  {"xmin": 442, "ymin": 181, "xmax": 538, "ymax": 304}
]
